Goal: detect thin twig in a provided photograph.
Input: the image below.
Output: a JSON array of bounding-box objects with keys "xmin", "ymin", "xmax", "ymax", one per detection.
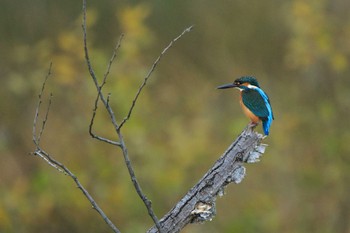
[
  {"xmin": 33, "ymin": 62, "xmax": 52, "ymax": 146},
  {"xmin": 34, "ymin": 149, "xmax": 66, "ymax": 174},
  {"xmin": 103, "ymin": 34, "xmax": 124, "ymax": 87},
  {"xmin": 118, "ymin": 25, "xmax": 194, "ymax": 130},
  {"xmin": 37, "ymin": 93, "xmax": 53, "ymax": 144},
  {"xmin": 117, "ymin": 131, "xmax": 162, "ymax": 231}
]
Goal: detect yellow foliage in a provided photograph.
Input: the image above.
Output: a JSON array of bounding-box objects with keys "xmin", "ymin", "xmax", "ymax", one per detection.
[
  {"xmin": 0, "ymin": 204, "xmax": 11, "ymax": 231},
  {"xmin": 331, "ymin": 52, "xmax": 347, "ymax": 72},
  {"xmin": 287, "ymin": 0, "xmax": 349, "ymax": 73},
  {"xmin": 116, "ymin": 4, "xmax": 153, "ymax": 59},
  {"xmin": 53, "ymin": 54, "xmax": 80, "ymax": 85},
  {"xmin": 58, "ymin": 33, "xmax": 82, "ymax": 54},
  {"xmin": 293, "ymin": 1, "xmax": 312, "ymax": 19},
  {"xmin": 53, "ymin": 28, "xmax": 85, "ymax": 85},
  {"xmin": 117, "ymin": 4, "xmax": 151, "ymax": 39}
]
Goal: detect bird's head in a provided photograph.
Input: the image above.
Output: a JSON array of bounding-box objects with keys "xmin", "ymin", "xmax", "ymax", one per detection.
[{"xmin": 217, "ymin": 76, "xmax": 260, "ymax": 91}]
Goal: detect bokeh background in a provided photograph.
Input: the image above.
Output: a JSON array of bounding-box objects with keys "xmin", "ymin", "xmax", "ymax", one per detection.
[{"xmin": 1, "ymin": 0, "xmax": 350, "ymax": 232}]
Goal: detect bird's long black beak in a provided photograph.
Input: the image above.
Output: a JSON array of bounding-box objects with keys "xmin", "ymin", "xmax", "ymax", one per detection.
[{"xmin": 217, "ymin": 83, "xmax": 237, "ymax": 89}]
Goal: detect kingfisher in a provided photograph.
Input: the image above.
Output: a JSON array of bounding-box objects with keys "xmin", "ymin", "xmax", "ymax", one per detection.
[{"xmin": 217, "ymin": 76, "xmax": 274, "ymax": 135}]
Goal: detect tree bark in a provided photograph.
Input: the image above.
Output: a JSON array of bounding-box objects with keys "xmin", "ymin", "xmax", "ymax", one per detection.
[{"xmin": 147, "ymin": 126, "xmax": 266, "ymax": 233}]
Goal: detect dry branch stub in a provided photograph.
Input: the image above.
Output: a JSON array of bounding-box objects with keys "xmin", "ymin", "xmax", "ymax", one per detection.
[{"xmin": 147, "ymin": 126, "xmax": 266, "ymax": 233}]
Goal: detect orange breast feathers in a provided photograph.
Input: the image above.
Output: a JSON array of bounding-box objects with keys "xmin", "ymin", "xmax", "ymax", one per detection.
[{"xmin": 239, "ymin": 93, "xmax": 260, "ymax": 123}]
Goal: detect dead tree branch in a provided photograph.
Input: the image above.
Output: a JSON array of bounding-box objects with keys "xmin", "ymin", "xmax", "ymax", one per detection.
[
  {"xmin": 82, "ymin": 0, "xmax": 193, "ymax": 232},
  {"xmin": 147, "ymin": 126, "xmax": 267, "ymax": 233}
]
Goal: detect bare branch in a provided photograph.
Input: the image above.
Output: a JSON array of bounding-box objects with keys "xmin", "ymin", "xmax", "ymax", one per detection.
[
  {"xmin": 147, "ymin": 126, "xmax": 267, "ymax": 233},
  {"xmin": 33, "ymin": 62, "xmax": 52, "ymax": 146},
  {"xmin": 34, "ymin": 149, "xmax": 66, "ymax": 174},
  {"xmin": 103, "ymin": 34, "xmax": 124, "ymax": 87},
  {"xmin": 82, "ymin": 0, "xmax": 120, "ymax": 132},
  {"xmin": 37, "ymin": 93, "xmax": 53, "ymax": 144},
  {"xmin": 117, "ymin": 130, "xmax": 162, "ymax": 231},
  {"xmin": 118, "ymin": 25, "xmax": 194, "ymax": 130}
]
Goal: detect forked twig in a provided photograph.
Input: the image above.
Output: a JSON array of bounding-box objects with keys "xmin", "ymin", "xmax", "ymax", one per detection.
[
  {"xmin": 82, "ymin": 0, "xmax": 162, "ymax": 231},
  {"xmin": 89, "ymin": 93, "xmax": 121, "ymax": 146},
  {"xmin": 82, "ymin": 0, "xmax": 193, "ymax": 231},
  {"xmin": 33, "ymin": 62, "xmax": 52, "ymax": 146},
  {"xmin": 89, "ymin": 34, "xmax": 124, "ymax": 146},
  {"xmin": 82, "ymin": 0, "xmax": 119, "ymax": 131}
]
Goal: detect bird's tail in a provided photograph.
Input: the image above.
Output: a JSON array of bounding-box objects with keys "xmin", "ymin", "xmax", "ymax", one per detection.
[{"xmin": 262, "ymin": 120, "xmax": 271, "ymax": 135}]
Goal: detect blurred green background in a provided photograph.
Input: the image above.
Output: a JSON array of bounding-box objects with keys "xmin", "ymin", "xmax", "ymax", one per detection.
[{"xmin": 1, "ymin": 0, "xmax": 350, "ymax": 232}]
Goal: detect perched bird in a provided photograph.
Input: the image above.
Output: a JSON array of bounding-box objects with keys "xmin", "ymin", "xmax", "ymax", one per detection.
[{"xmin": 217, "ymin": 76, "xmax": 274, "ymax": 135}]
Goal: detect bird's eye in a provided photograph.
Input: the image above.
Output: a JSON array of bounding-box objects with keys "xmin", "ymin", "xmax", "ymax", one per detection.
[{"xmin": 235, "ymin": 81, "xmax": 241, "ymax": 85}]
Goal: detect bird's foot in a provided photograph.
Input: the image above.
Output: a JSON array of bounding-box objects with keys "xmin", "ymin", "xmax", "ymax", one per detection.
[
  {"xmin": 248, "ymin": 122, "xmax": 258, "ymax": 128},
  {"xmin": 246, "ymin": 122, "xmax": 258, "ymax": 133}
]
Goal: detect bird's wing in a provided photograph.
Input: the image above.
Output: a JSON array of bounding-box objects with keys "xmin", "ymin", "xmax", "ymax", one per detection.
[{"xmin": 242, "ymin": 89, "xmax": 273, "ymax": 121}]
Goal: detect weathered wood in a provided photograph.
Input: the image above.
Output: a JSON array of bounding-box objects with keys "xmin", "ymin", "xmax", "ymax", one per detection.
[{"xmin": 147, "ymin": 126, "xmax": 266, "ymax": 233}]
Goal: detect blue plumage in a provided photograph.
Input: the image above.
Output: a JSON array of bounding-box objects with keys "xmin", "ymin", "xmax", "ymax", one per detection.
[
  {"xmin": 242, "ymin": 85, "xmax": 274, "ymax": 135},
  {"xmin": 217, "ymin": 76, "xmax": 274, "ymax": 135}
]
